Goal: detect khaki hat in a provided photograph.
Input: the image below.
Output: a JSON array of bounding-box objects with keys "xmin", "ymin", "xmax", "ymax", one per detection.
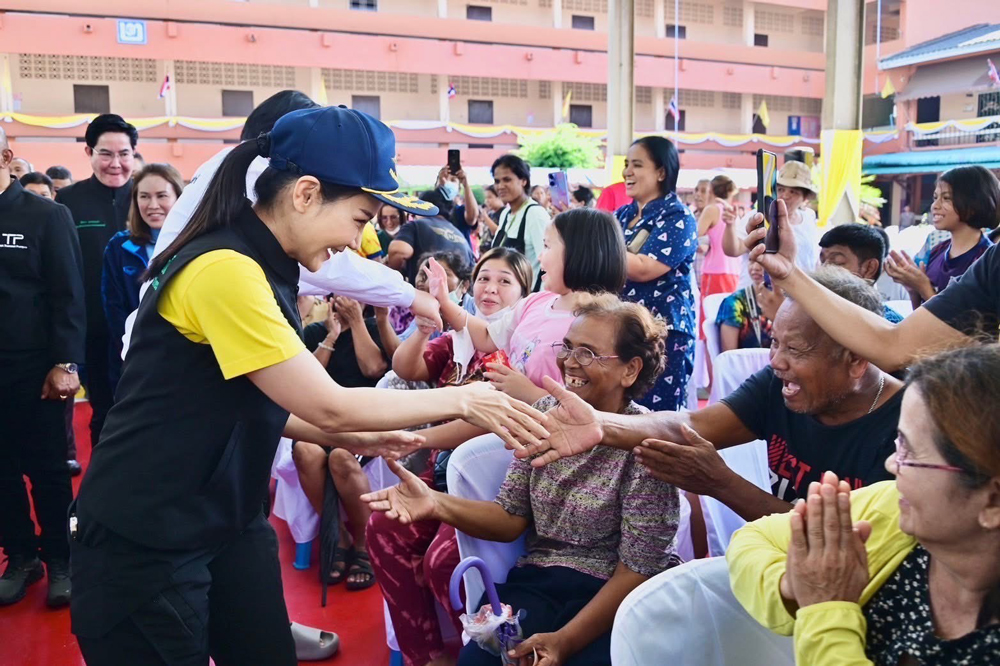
[{"xmin": 777, "ymin": 160, "xmax": 817, "ymax": 194}]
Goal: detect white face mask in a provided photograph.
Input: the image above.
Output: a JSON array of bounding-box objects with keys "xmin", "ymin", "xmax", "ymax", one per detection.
[{"xmin": 447, "ymin": 286, "xmax": 465, "ymax": 305}]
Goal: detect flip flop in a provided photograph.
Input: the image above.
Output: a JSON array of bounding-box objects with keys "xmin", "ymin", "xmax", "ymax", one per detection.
[
  {"xmin": 345, "ymin": 548, "xmax": 377, "ymax": 592},
  {"xmin": 290, "ymin": 622, "xmax": 340, "ymax": 661}
]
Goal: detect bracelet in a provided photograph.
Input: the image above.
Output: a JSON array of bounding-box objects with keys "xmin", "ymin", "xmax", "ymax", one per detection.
[{"xmin": 318, "ymin": 342, "xmax": 336, "ymax": 352}]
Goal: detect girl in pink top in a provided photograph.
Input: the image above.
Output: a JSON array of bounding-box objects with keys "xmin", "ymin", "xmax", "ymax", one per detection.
[
  {"xmin": 697, "ymin": 175, "xmax": 741, "ymax": 340},
  {"xmin": 428, "ymin": 208, "xmax": 628, "ymax": 405}
]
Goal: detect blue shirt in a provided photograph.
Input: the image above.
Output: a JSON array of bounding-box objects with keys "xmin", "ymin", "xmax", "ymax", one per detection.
[{"xmin": 616, "ymin": 193, "xmax": 698, "ymax": 337}]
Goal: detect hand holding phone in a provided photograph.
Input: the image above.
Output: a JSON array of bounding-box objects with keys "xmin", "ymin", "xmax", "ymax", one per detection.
[
  {"xmin": 447, "ymin": 149, "xmax": 462, "ymax": 177},
  {"xmin": 547, "ymin": 171, "xmax": 570, "ymax": 210},
  {"xmin": 755, "ymin": 149, "xmax": 781, "ymax": 254}
]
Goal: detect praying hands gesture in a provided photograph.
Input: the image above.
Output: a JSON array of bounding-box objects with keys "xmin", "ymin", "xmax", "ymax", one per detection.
[
  {"xmin": 885, "ymin": 250, "xmax": 935, "ymax": 302},
  {"xmin": 782, "ymin": 471, "xmax": 872, "ymax": 609},
  {"xmin": 515, "ymin": 378, "xmax": 604, "ymax": 466}
]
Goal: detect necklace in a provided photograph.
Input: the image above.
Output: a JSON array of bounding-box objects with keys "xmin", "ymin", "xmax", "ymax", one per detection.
[{"xmin": 867, "ymin": 373, "xmax": 886, "ymax": 415}]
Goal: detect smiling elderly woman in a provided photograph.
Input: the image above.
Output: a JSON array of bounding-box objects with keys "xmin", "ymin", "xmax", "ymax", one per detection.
[{"xmin": 727, "ymin": 344, "xmax": 1000, "ymax": 665}]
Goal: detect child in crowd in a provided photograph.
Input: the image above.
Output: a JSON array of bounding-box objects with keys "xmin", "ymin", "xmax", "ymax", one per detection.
[
  {"xmin": 428, "ymin": 207, "xmax": 627, "ymax": 406},
  {"xmin": 365, "ymin": 248, "xmax": 533, "ymax": 665},
  {"xmin": 364, "ymin": 295, "xmax": 682, "ymax": 666},
  {"xmin": 389, "ymin": 251, "xmax": 475, "ymax": 340}
]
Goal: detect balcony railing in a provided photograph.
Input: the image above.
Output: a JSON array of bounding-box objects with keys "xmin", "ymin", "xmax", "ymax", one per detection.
[{"xmin": 910, "ymin": 116, "xmax": 1000, "ymax": 149}]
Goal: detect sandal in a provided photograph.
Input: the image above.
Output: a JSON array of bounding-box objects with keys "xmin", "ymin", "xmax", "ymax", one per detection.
[
  {"xmin": 345, "ymin": 548, "xmax": 377, "ymax": 591},
  {"xmin": 327, "ymin": 546, "xmax": 350, "ymax": 585},
  {"xmin": 290, "ymin": 622, "xmax": 340, "ymax": 661}
]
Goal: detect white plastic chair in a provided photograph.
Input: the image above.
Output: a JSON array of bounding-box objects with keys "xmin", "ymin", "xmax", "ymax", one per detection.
[
  {"xmin": 884, "ymin": 299, "xmax": 914, "ymax": 318},
  {"xmin": 702, "ymin": 348, "xmax": 772, "ymax": 556},
  {"xmin": 445, "ymin": 434, "xmax": 527, "ymax": 615},
  {"xmin": 702, "ymin": 292, "xmax": 730, "ymax": 364},
  {"xmin": 610, "ymin": 557, "xmax": 794, "ymax": 666}
]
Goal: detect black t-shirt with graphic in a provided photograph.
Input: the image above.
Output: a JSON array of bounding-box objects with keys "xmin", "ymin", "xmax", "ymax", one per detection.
[{"xmin": 721, "ymin": 366, "xmax": 899, "ymax": 502}]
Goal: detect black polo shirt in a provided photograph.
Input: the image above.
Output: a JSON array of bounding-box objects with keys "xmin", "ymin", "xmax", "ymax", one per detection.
[
  {"xmin": 0, "ymin": 179, "xmax": 86, "ymax": 363},
  {"xmin": 56, "ymin": 175, "xmax": 132, "ymax": 338}
]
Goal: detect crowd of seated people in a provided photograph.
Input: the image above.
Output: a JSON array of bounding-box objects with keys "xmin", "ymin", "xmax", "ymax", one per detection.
[{"xmin": 7, "ymin": 95, "xmax": 1000, "ymax": 666}]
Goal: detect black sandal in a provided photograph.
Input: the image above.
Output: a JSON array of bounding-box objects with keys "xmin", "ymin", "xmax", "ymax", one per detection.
[
  {"xmin": 327, "ymin": 546, "xmax": 350, "ymax": 585},
  {"xmin": 345, "ymin": 548, "xmax": 377, "ymax": 591}
]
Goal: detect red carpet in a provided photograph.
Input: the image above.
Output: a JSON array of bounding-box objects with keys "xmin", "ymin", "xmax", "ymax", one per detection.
[{"xmin": 0, "ymin": 402, "xmax": 390, "ymax": 666}]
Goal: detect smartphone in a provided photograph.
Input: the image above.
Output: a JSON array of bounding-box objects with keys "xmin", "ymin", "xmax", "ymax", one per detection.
[
  {"xmin": 755, "ymin": 149, "xmax": 781, "ymax": 254},
  {"xmin": 548, "ymin": 170, "xmax": 570, "ymax": 210},
  {"xmin": 447, "ymin": 149, "xmax": 461, "ymax": 175}
]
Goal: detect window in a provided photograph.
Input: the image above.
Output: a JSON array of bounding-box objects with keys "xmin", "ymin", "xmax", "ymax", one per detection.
[
  {"xmin": 467, "ymin": 5, "xmax": 492, "ymax": 21},
  {"xmin": 352, "ymin": 95, "xmax": 381, "ymax": 120},
  {"xmin": 222, "ymin": 90, "xmax": 254, "ymax": 117},
  {"xmin": 666, "ymin": 109, "xmax": 686, "ymax": 132},
  {"xmin": 350, "ymin": 0, "xmax": 377, "ymax": 10},
  {"xmin": 916, "ymin": 96, "xmax": 940, "ymax": 147},
  {"xmin": 569, "ymin": 104, "xmax": 593, "ymax": 128},
  {"xmin": 469, "ymin": 143, "xmax": 495, "ymax": 149},
  {"xmin": 861, "ymin": 94, "xmax": 894, "ymax": 129},
  {"xmin": 73, "ymin": 85, "xmax": 110, "ymax": 114},
  {"xmin": 754, "ymin": 33, "xmax": 769, "ymax": 47},
  {"xmin": 666, "ymin": 24, "xmax": 687, "ymax": 39},
  {"xmin": 469, "ymin": 100, "xmax": 494, "ymax": 124},
  {"xmin": 572, "ymin": 15, "xmax": 596, "ymax": 30}
]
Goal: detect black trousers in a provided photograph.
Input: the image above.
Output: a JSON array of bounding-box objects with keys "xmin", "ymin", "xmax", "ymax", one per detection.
[
  {"xmin": 0, "ymin": 353, "xmax": 73, "ymax": 561},
  {"xmin": 83, "ymin": 335, "xmax": 113, "ymax": 449},
  {"xmin": 74, "ymin": 515, "xmax": 296, "ymax": 666},
  {"xmin": 457, "ymin": 565, "xmax": 611, "ymax": 666}
]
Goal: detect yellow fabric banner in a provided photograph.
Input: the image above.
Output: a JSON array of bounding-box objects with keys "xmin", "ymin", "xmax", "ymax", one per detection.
[{"xmin": 818, "ymin": 130, "xmax": 864, "ymax": 227}]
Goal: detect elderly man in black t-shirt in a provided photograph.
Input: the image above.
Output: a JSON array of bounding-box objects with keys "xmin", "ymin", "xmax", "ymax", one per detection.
[{"xmin": 526, "ymin": 266, "xmax": 902, "ymax": 522}]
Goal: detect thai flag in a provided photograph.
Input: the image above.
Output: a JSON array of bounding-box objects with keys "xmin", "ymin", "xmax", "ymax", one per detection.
[
  {"xmin": 447, "ymin": 83, "xmax": 457, "ymax": 99},
  {"xmin": 989, "ymin": 59, "xmax": 1000, "ymax": 88},
  {"xmin": 158, "ymin": 74, "xmax": 171, "ymax": 100},
  {"xmin": 667, "ymin": 96, "xmax": 680, "ymax": 124}
]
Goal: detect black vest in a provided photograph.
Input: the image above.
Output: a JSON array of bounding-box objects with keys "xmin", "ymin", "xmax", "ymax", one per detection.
[{"xmin": 76, "ymin": 202, "xmax": 301, "ymax": 550}]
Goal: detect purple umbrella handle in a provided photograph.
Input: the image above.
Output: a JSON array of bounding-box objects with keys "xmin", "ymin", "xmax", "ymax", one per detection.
[{"xmin": 449, "ymin": 556, "xmax": 502, "ymax": 615}]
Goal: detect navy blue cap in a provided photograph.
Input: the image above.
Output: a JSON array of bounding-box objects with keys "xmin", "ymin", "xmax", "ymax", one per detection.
[{"xmin": 267, "ymin": 106, "xmax": 438, "ymax": 216}]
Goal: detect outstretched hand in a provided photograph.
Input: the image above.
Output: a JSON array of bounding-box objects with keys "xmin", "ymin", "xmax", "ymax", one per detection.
[
  {"xmin": 423, "ymin": 258, "xmax": 451, "ymax": 305},
  {"xmin": 515, "ymin": 377, "xmax": 604, "ymax": 467},
  {"xmin": 744, "ymin": 199, "xmax": 796, "ymax": 282},
  {"xmin": 350, "ymin": 430, "xmax": 426, "ymax": 460},
  {"xmin": 360, "ymin": 458, "xmax": 438, "ymax": 524},
  {"xmin": 634, "ymin": 424, "xmax": 731, "ymax": 495}
]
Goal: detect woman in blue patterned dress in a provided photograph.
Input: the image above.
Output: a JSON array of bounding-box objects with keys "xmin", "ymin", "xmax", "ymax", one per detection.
[{"xmin": 615, "ymin": 137, "xmax": 698, "ymax": 411}]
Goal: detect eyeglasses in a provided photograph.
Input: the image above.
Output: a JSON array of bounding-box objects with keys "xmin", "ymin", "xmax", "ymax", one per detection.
[
  {"xmin": 96, "ymin": 150, "xmax": 133, "ymax": 164},
  {"xmin": 551, "ymin": 342, "xmax": 619, "ymax": 367},
  {"xmin": 893, "ymin": 436, "xmax": 964, "ymax": 474}
]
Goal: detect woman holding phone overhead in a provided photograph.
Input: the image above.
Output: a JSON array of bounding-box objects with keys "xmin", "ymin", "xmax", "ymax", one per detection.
[
  {"xmin": 615, "ymin": 136, "xmax": 698, "ymax": 411},
  {"xmin": 69, "ymin": 106, "xmax": 548, "ymax": 665}
]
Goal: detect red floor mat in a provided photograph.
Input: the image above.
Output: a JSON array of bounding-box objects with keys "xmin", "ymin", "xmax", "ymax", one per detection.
[{"xmin": 0, "ymin": 402, "xmax": 390, "ymax": 666}]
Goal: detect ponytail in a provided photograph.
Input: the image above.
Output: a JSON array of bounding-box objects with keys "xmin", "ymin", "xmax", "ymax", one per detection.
[{"xmin": 144, "ymin": 138, "xmax": 263, "ymax": 280}]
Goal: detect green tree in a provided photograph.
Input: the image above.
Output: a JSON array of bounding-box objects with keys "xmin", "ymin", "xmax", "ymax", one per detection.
[{"xmin": 515, "ymin": 124, "xmax": 602, "ymax": 169}]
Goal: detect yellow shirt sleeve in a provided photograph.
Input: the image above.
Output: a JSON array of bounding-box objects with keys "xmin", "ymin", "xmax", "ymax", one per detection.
[
  {"xmin": 726, "ymin": 480, "xmax": 917, "ymax": 665},
  {"xmin": 158, "ymin": 249, "xmax": 306, "ymax": 379},
  {"xmin": 354, "ymin": 222, "xmax": 385, "ymax": 260}
]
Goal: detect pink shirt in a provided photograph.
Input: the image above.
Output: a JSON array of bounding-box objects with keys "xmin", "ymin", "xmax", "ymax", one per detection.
[
  {"xmin": 487, "ymin": 291, "xmax": 574, "ymax": 388},
  {"xmin": 702, "ymin": 203, "xmax": 741, "ymax": 275}
]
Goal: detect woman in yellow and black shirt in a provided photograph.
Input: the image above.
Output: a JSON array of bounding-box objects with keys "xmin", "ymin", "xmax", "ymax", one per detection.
[{"xmin": 70, "ymin": 106, "xmax": 548, "ymax": 665}]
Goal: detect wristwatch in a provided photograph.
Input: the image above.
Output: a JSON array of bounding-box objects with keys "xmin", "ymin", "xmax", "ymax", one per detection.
[{"xmin": 55, "ymin": 363, "xmax": 79, "ymax": 374}]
